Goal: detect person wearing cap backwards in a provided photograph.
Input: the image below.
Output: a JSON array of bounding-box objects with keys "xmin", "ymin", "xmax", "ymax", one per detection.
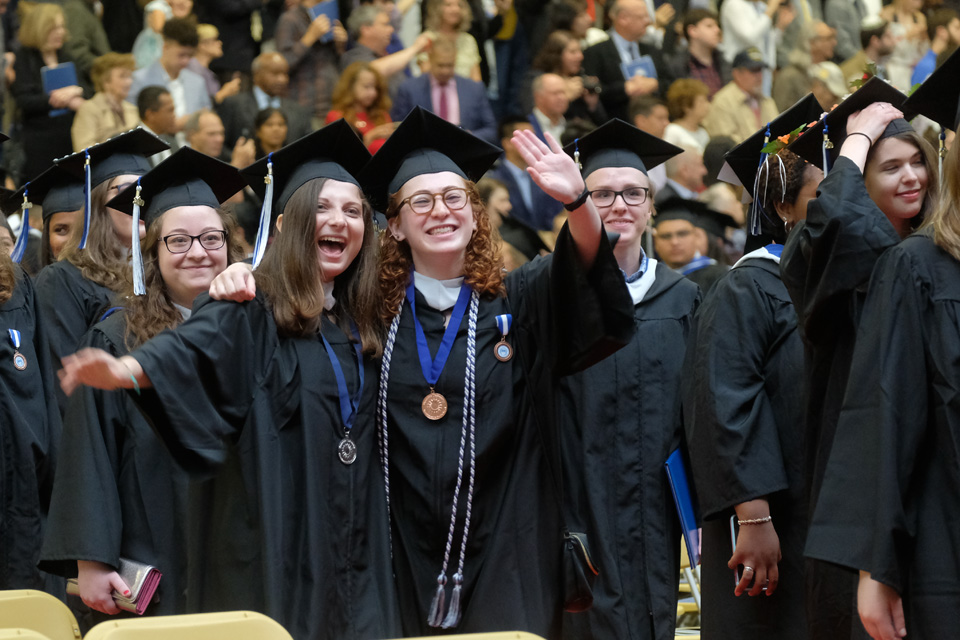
[
  {"xmin": 780, "ymin": 77, "xmax": 938, "ymax": 639},
  {"xmin": 554, "ymin": 119, "xmax": 701, "ymax": 640},
  {"xmin": 33, "ymin": 128, "xmax": 170, "ymax": 415},
  {"xmin": 803, "ymin": 51, "xmax": 960, "ymax": 640},
  {"xmin": 57, "ymin": 121, "xmax": 403, "ymax": 640},
  {"xmin": 683, "ymin": 93, "xmax": 824, "ymax": 640},
  {"xmin": 40, "ymin": 148, "xmax": 245, "ymax": 625},
  {"xmin": 702, "ymin": 47, "xmax": 779, "ymax": 145}
]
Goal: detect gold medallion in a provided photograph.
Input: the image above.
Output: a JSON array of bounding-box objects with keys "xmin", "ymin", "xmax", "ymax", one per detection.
[
  {"xmin": 422, "ymin": 390, "xmax": 448, "ymax": 420},
  {"xmin": 13, "ymin": 350, "xmax": 26, "ymax": 371}
]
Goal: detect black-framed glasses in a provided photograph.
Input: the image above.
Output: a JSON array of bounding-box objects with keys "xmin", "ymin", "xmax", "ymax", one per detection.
[
  {"xmin": 400, "ymin": 187, "xmax": 469, "ymax": 215},
  {"xmin": 162, "ymin": 230, "xmax": 227, "ymax": 254},
  {"xmin": 588, "ymin": 187, "xmax": 650, "ymax": 207}
]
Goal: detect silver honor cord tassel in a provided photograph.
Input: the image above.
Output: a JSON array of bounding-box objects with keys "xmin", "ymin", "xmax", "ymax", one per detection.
[
  {"xmin": 131, "ymin": 180, "xmax": 146, "ymax": 296},
  {"xmin": 252, "ymin": 153, "xmax": 274, "ymax": 269},
  {"xmin": 11, "ymin": 190, "xmax": 31, "ymax": 264},
  {"xmin": 80, "ymin": 149, "xmax": 92, "ymax": 250}
]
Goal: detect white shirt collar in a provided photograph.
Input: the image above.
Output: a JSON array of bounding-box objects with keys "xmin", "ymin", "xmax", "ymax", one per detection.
[
  {"xmin": 413, "ymin": 271, "xmax": 465, "ymax": 311},
  {"xmin": 626, "ymin": 257, "xmax": 658, "ymax": 305},
  {"xmin": 323, "ymin": 280, "xmax": 336, "ymax": 311},
  {"xmin": 174, "ymin": 303, "xmax": 192, "ymax": 320}
]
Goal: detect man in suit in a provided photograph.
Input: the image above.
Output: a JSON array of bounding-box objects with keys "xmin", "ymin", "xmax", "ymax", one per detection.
[
  {"xmin": 485, "ymin": 114, "xmax": 561, "ymax": 231},
  {"xmin": 528, "ymin": 73, "xmax": 568, "ymax": 143},
  {"xmin": 137, "ymin": 86, "xmax": 180, "ymax": 167},
  {"xmin": 217, "ymin": 52, "xmax": 313, "ymax": 148},
  {"xmin": 128, "ymin": 18, "xmax": 212, "ymax": 135},
  {"xmin": 390, "ymin": 37, "xmax": 498, "ymax": 144},
  {"xmin": 654, "ymin": 145, "xmax": 706, "ymax": 206},
  {"xmin": 582, "ymin": 0, "xmax": 672, "ymax": 121}
]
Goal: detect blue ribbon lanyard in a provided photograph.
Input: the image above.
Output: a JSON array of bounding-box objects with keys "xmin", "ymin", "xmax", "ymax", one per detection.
[
  {"xmin": 9, "ymin": 329, "xmax": 21, "ymax": 350},
  {"xmin": 406, "ymin": 280, "xmax": 472, "ymax": 389},
  {"xmin": 495, "ymin": 314, "xmax": 511, "ymax": 336},
  {"xmin": 320, "ymin": 324, "xmax": 364, "ymax": 435}
]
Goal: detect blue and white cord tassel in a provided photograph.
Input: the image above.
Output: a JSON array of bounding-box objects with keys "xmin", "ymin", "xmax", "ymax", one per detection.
[
  {"xmin": 11, "ymin": 189, "xmax": 31, "ymax": 264},
  {"xmin": 131, "ymin": 179, "xmax": 146, "ymax": 296},
  {"xmin": 79, "ymin": 149, "xmax": 92, "ymax": 250},
  {"xmin": 252, "ymin": 152, "xmax": 274, "ymax": 269}
]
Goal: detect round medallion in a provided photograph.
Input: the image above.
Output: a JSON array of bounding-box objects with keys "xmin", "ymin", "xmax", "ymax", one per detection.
[
  {"xmin": 13, "ymin": 351, "xmax": 26, "ymax": 371},
  {"xmin": 338, "ymin": 437, "xmax": 357, "ymax": 465},
  {"xmin": 495, "ymin": 340, "xmax": 513, "ymax": 362},
  {"xmin": 422, "ymin": 391, "xmax": 448, "ymax": 421}
]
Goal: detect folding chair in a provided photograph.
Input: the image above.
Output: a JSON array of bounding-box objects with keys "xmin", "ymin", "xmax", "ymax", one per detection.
[
  {"xmin": 0, "ymin": 590, "xmax": 81, "ymax": 640},
  {"xmin": 0, "ymin": 629, "xmax": 55, "ymax": 640},
  {"xmin": 84, "ymin": 611, "xmax": 293, "ymax": 640},
  {"xmin": 389, "ymin": 633, "xmax": 546, "ymax": 640}
]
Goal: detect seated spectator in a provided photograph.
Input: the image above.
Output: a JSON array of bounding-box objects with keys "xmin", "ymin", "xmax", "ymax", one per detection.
[
  {"xmin": 390, "ymin": 37, "xmax": 497, "ymax": 144},
  {"xmin": 808, "ymin": 61, "xmax": 846, "ymax": 110},
  {"xmin": 72, "ymin": 53, "xmax": 141, "ymax": 151},
  {"xmin": 485, "ymin": 114, "xmax": 562, "ymax": 231},
  {"xmin": 720, "ymin": 0, "xmax": 795, "ymax": 97},
  {"xmin": 183, "ymin": 108, "xmax": 255, "ymax": 170},
  {"xmin": 668, "ymin": 8, "xmax": 729, "ymax": 98},
  {"xmin": 129, "ymin": 18, "xmax": 212, "ymax": 134},
  {"xmin": 188, "ymin": 23, "xmax": 241, "ymax": 105},
  {"xmin": 840, "ymin": 17, "xmax": 895, "ymax": 85},
  {"xmin": 528, "ymin": 73, "xmax": 568, "ymax": 143},
  {"xmin": 655, "ymin": 145, "xmax": 707, "ymax": 205},
  {"xmin": 252, "ymin": 107, "xmax": 288, "ymax": 159},
  {"xmin": 629, "ymin": 95, "xmax": 670, "ymax": 192},
  {"xmin": 582, "ymin": 0, "xmax": 672, "ymax": 121},
  {"xmin": 912, "ymin": 8, "xmax": 960, "ymax": 85},
  {"xmin": 137, "ymin": 86, "xmax": 179, "ymax": 166},
  {"xmin": 62, "ymin": 0, "xmax": 111, "ymax": 84},
  {"xmin": 326, "ymin": 61, "xmax": 396, "ymax": 152},
  {"xmin": 663, "ymin": 78, "xmax": 710, "ymax": 152},
  {"xmin": 824, "ymin": 0, "xmax": 870, "ymax": 62},
  {"xmin": 880, "ymin": 0, "xmax": 928, "ymax": 91},
  {"xmin": 132, "ymin": 0, "xmax": 194, "ymax": 69},
  {"xmin": 525, "ymin": 29, "xmax": 607, "ymax": 126},
  {"xmin": 275, "ymin": 0, "xmax": 347, "ymax": 120},
  {"xmin": 773, "ymin": 21, "xmax": 837, "ymax": 112},
  {"xmin": 340, "ymin": 5, "xmax": 432, "ymax": 99},
  {"xmin": 217, "ymin": 51, "xmax": 312, "ymax": 149},
  {"xmin": 702, "ymin": 47, "xmax": 779, "ymax": 144},
  {"xmin": 12, "ymin": 2, "xmax": 88, "ymax": 183},
  {"xmin": 422, "ymin": 0, "xmax": 481, "ymax": 82}
]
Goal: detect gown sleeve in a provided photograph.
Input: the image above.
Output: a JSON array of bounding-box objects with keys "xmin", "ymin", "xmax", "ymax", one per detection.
[
  {"xmin": 128, "ymin": 294, "xmax": 279, "ymax": 473},
  {"xmin": 684, "ymin": 265, "xmax": 790, "ymax": 519},
  {"xmin": 780, "ymin": 156, "xmax": 902, "ymax": 344},
  {"xmin": 805, "ymin": 242, "xmax": 930, "ymax": 594}
]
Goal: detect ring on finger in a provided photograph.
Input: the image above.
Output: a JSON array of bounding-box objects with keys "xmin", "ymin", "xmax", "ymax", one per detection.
[{"xmin": 743, "ymin": 566, "xmax": 754, "ymax": 573}]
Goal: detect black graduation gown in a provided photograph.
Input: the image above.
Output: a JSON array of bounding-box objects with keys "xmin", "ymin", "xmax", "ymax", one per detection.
[
  {"xmin": 558, "ymin": 262, "xmax": 700, "ymax": 640},
  {"xmin": 683, "ymin": 253, "xmax": 806, "ymax": 639},
  {"xmin": 128, "ymin": 295, "xmax": 401, "ymax": 640},
  {"xmin": 684, "ymin": 263, "xmax": 728, "ymax": 297},
  {"xmin": 39, "ymin": 310, "xmax": 190, "ymax": 620},
  {"xmin": 0, "ymin": 266, "xmax": 63, "ymax": 593},
  {"xmin": 806, "ymin": 234, "xmax": 960, "ymax": 639},
  {"xmin": 382, "ymin": 227, "xmax": 634, "ymax": 638},
  {"xmin": 780, "ymin": 157, "xmax": 902, "ymax": 640},
  {"xmin": 34, "ymin": 260, "xmax": 116, "ymax": 413}
]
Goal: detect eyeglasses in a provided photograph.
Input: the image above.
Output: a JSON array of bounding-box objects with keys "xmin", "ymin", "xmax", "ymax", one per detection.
[
  {"xmin": 588, "ymin": 187, "xmax": 650, "ymax": 207},
  {"xmin": 162, "ymin": 230, "xmax": 227, "ymax": 254},
  {"xmin": 400, "ymin": 188, "xmax": 469, "ymax": 215}
]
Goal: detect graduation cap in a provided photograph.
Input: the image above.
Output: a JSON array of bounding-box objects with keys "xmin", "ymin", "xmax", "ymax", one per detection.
[
  {"xmin": 561, "ymin": 118, "xmax": 683, "ymax": 178},
  {"xmin": 54, "ymin": 128, "xmax": 171, "ymax": 251},
  {"xmin": 4, "ymin": 166, "xmax": 85, "ymax": 264},
  {"xmin": 787, "ymin": 77, "xmax": 915, "ymax": 174},
  {"xmin": 903, "ymin": 47, "xmax": 960, "ymax": 132},
  {"xmin": 106, "ymin": 147, "xmax": 246, "ymax": 296},
  {"xmin": 241, "ymin": 119, "xmax": 371, "ymax": 268},
  {"xmin": 654, "ymin": 197, "xmax": 737, "ymax": 240},
  {"xmin": 359, "ymin": 106, "xmax": 502, "ymax": 213}
]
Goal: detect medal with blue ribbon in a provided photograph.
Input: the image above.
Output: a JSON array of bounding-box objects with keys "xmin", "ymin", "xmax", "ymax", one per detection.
[
  {"xmin": 494, "ymin": 314, "xmax": 513, "ymax": 362},
  {"xmin": 9, "ymin": 329, "xmax": 26, "ymax": 371},
  {"xmin": 320, "ymin": 325, "xmax": 364, "ymax": 465},
  {"xmin": 406, "ymin": 279, "xmax": 472, "ymax": 421}
]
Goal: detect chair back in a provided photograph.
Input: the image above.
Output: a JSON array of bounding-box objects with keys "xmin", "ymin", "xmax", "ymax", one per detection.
[
  {"xmin": 0, "ymin": 590, "xmax": 81, "ymax": 640},
  {"xmin": 84, "ymin": 611, "xmax": 294, "ymax": 640}
]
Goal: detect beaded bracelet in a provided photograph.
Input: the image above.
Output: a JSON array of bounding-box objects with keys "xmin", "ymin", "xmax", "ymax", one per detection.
[{"xmin": 738, "ymin": 516, "xmax": 773, "ymax": 526}]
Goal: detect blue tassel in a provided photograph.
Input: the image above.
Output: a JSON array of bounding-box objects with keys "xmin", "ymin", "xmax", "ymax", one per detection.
[
  {"xmin": 11, "ymin": 189, "xmax": 31, "ymax": 264},
  {"xmin": 79, "ymin": 149, "xmax": 92, "ymax": 250},
  {"xmin": 131, "ymin": 179, "xmax": 146, "ymax": 296},
  {"xmin": 252, "ymin": 152, "xmax": 274, "ymax": 269},
  {"xmin": 440, "ymin": 573, "xmax": 463, "ymax": 629},
  {"xmin": 426, "ymin": 573, "xmax": 447, "ymax": 627}
]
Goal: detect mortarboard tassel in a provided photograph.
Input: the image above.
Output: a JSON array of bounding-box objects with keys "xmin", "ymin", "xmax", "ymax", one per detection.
[
  {"xmin": 573, "ymin": 138, "xmax": 581, "ymax": 170},
  {"xmin": 821, "ymin": 114, "xmax": 833, "ymax": 178},
  {"xmin": 131, "ymin": 179, "xmax": 146, "ymax": 296},
  {"xmin": 427, "ymin": 573, "xmax": 447, "ymax": 627},
  {"xmin": 79, "ymin": 149, "xmax": 92, "ymax": 250},
  {"xmin": 10, "ymin": 189, "xmax": 32, "ymax": 264},
  {"xmin": 939, "ymin": 127, "xmax": 947, "ymax": 189},
  {"xmin": 748, "ymin": 124, "xmax": 772, "ymax": 236},
  {"xmin": 252, "ymin": 152, "xmax": 274, "ymax": 269}
]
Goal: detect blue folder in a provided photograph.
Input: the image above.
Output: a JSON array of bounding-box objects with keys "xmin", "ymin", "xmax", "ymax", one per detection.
[
  {"xmin": 620, "ymin": 55, "xmax": 658, "ymax": 82},
  {"xmin": 309, "ymin": 0, "xmax": 339, "ymax": 44},
  {"xmin": 41, "ymin": 61, "xmax": 77, "ymax": 118},
  {"xmin": 665, "ymin": 448, "xmax": 700, "ymax": 566}
]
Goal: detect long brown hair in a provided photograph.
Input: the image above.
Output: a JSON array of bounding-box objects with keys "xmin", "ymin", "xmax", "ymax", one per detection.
[
  {"xmin": 57, "ymin": 179, "xmax": 131, "ymax": 292},
  {"xmin": 330, "ymin": 62, "xmax": 391, "ymax": 130},
  {"xmin": 531, "ymin": 30, "xmax": 576, "ymax": 75},
  {"xmin": 865, "ymin": 129, "xmax": 939, "ymax": 230},
  {"xmin": 379, "ymin": 179, "xmax": 505, "ymax": 320},
  {"xmin": 923, "ymin": 134, "xmax": 960, "ymax": 261},
  {"xmin": 257, "ymin": 178, "xmax": 383, "ymax": 355},
  {"xmin": 122, "ymin": 208, "xmax": 244, "ymax": 349}
]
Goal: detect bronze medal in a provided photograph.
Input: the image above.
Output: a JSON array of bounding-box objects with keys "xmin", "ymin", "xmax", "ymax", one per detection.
[
  {"xmin": 338, "ymin": 437, "xmax": 357, "ymax": 465},
  {"xmin": 13, "ymin": 350, "xmax": 26, "ymax": 371},
  {"xmin": 495, "ymin": 339, "xmax": 513, "ymax": 362},
  {"xmin": 422, "ymin": 390, "xmax": 448, "ymax": 420}
]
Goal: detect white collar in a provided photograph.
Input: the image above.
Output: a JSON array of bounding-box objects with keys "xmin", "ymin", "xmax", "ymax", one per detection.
[
  {"xmin": 173, "ymin": 303, "xmax": 192, "ymax": 320},
  {"xmin": 733, "ymin": 245, "xmax": 780, "ymax": 269},
  {"xmin": 323, "ymin": 280, "xmax": 336, "ymax": 311},
  {"xmin": 413, "ymin": 271, "xmax": 465, "ymax": 311},
  {"xmin": 626, "ymin": 257, "xmax": 658, "ymax": 305}
]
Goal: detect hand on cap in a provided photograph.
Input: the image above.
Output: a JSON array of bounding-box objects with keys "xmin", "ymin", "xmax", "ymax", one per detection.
[
  {"xmin": 511, "ymin": 128, "xmax": 584, "ymax": 205},
  {"xmin": 846, "ymin": 102, "xmax": 904, "ymax": 144}
]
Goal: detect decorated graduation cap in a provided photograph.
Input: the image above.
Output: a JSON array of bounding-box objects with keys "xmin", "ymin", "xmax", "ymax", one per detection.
[
  {"xmin": 106, "ymin": 147, "xmax": 245, "ymax": 296},
  {"xmin": 719, "ymin": 93, "xmax": 824, "ymax": 236},
  {"xmin": 55, "ymin": 128, "xmax": 170, "ymax": 251},
  {"xmin": 561, "ymin": 118, "xmax": 683, "ymax": 177},
  {"xmin": 241, "ymin": 119, "xmax": 371, "ymax": 268},
  {"xmin": 787, "ymin": 77, "xmax": 915, "ymax": 176},
  {"xmin": 359, "ymin": 106, "xmax": 502, "ymax": 213},
  {"xmin": 5, "ymin": 165, "xmax": 85, "ymax": 264}
]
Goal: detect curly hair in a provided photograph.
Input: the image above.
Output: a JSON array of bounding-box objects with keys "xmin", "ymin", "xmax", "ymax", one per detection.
[
  {"xmin": 122, "ymin": 208, "xmax": 244, "ymax": 348},
  {"xmin": 665, "ymin": 78, "xmax": 709, "ymax": 122},
  {"xmin": 755, "ymin": 149, "xmax": 810, "ymax": 243},
  {"xmin": 532, "ymin": 30, "xmax": 576, "ymax": 75},
  {"xmin": 378, "ymin": 180, "xmax": 505, "ymax": 320},
  {"xmin": 330, "ymin": 62, "xmax": 392, "ymax": 130},
  {"xmin": 58, "ymin": 179, "xmax": 134, "ymax": 293},
  {"xmin": 257, "ymin": 178, "xmax": 384, "ymax": 355}
]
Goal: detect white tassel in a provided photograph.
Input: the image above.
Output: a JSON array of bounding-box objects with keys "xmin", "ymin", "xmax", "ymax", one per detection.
[
  {"xmin": 252, "ymin": 153, "xmax": 274, "ymax": 269},
  {"xmin": 131, "ymin": 181, "xmax": 146, "ymax": 296},
  {"xmin": 11, "ymin": 191, "xmax": 31, "ymax": 264},
  {"xmin": 79, "ymin": 150, "xmax": 92, "ymax": 250}
]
